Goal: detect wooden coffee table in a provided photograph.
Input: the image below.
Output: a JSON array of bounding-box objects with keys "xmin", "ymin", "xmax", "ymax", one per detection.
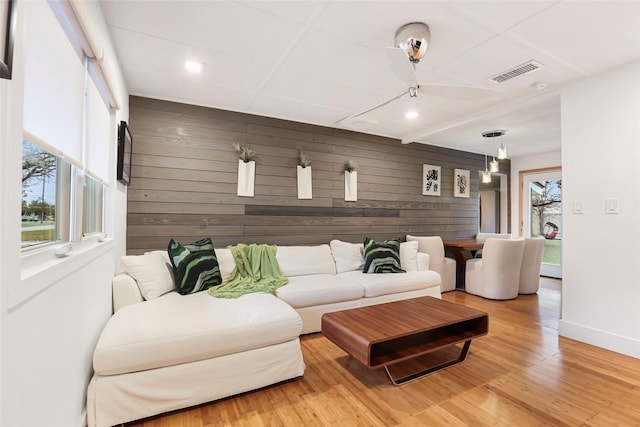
[{"xmin": 321, "ymin": 296, "xmax": 488, "ymax": 385}]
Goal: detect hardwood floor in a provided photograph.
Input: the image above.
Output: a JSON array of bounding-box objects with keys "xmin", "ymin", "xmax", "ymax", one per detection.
[{"xmin": 126, "ymin": 278, "xmax": 640, "ymax": 426}]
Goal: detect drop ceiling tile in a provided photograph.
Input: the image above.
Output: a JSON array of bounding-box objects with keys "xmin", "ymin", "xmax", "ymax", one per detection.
[
  {"xmin": 102, "ymin": 0, "xmax": 305, "ymax": 64},
  {"xmin": 313, "ymin": 1, "xmax": 500, "ymax": 66},
  {"xmin": 248, "ymin": 94, "xmax": 349, "ymax": 128},
  {"xmin": 508, "ymin": 1, "xmax": 640, "ymax": 75},
  {"xmin": 237, "ymin": 1, "xmax": 329, "ymax": 25},
  {"xmin": 108, "ymin": 27, "xmax": 280, "ymax": 94},
  {"xmin": 125, "ymin": 70, "xmax": 256, "ymax": 113},
  {"xmin": 269, "ymin": 29, "xmax": 398, "ymax": 93},
  {"xmin": 436, "ymin": 35, "xmax": 583, "ymax": 95},
  {"xmin": 447, "ymin": 1, "xmax": 557, "ymax": 33}
]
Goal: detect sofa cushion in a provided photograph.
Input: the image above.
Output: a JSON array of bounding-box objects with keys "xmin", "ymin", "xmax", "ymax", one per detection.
[
  {"xmin": 215, "ymin": 247, "xmax": 235, "ymax": 282},
  {"xmin": 93, "ymin": 292, "xmax": 302, "ymax": 375},
  {"xmin": 329, "ymin": 240, "xmax": 364, "ymax": 273},
  {"xmin": 400, "ymin": 241, "xmax": 419, "ymax": 271},
  {"xmin": 338, "ymin": 270, "xmax": 441, "ymax": 298},
  {"xmin": 363, "ymin": 237, "xmax": 405, "ymax": 273},
  {"xmin": 168, "ymin": 238, "xmax": 222, "ymax": 294},
  {"xmin": 276, "ymin": 274, "xmax": 364, "ymax": 308},
  {"xmin": 276, "ymin": 244, "xmax": 336, "ymax": 277},
  {"xmin": 120, "ymin": 251, "xmax": 175, "ymax": 300}
]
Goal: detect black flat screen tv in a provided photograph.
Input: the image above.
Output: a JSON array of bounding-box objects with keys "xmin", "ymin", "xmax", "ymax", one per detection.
[{"xmin": 117, "ymin": 120, "xmax": 132, "ymax": 185}]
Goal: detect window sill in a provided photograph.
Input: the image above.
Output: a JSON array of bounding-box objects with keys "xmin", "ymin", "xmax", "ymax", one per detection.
[{"xmin": 10, "ymin": 238, "xmax": 114, "ymax": 310}]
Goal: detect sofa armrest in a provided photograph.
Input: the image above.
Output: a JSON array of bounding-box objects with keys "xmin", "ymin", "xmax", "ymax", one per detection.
[
  {"xmin": 441, "ymin": 257, "xmax": 456, "ymax": 292},
  {"xmin": 416, "ymin": 252, "xmax": 430, "ymax": 271},
  {"xmin": 112, "ymin": 273, "xmax": 144, "ymax": 312}
]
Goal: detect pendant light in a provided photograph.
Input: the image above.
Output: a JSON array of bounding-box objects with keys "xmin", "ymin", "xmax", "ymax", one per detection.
[
  {"xmin": 489, "ymin": 131, "xmax": 499, "ymax": 172},
  {"xmin": 497, "ymin": 131, "xmax": 508, "ymax": 160},
  {"xmin": 481, "ymin": 134, "xmax": 492, "ymax": 183},
  {"xmin": 489, "ymin": 156, "xmax": 499, "ymax": 173}
]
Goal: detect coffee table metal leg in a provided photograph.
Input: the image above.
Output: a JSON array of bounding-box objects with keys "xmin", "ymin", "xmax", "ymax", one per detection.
[{"xmin": 384, "ymin": 340, "xmax": 473, "ymax": 386}]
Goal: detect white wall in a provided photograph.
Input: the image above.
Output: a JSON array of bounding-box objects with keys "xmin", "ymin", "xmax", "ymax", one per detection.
[
  {"xmin": 559, "ymin": 60, "xmax": 640, "ymax": 358},
  {"xmin": 0, "ymin": 2, "xmax": 129, "ymax": 426},
  {"xmin": 510, "ymin": 150, "xmax": 562, "ymax": 236}
]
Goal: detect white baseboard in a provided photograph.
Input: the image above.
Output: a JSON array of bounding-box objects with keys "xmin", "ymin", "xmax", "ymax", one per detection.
[{"xmin": 559, "ymin": 319, "xmax": 640, "ymax": 359}]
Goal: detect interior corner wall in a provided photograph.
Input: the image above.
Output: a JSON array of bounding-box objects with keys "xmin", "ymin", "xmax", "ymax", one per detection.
[
  {"xmin": 559, "ymin": 60, "xmax": 640, "ymax": 358},
  {"xmin": 126, "ymin": 96, "xmax": 511, "ymax": 253},
  {"xmin": 1, "ymin": 3, "xmax": 130, "ymax": 426}
]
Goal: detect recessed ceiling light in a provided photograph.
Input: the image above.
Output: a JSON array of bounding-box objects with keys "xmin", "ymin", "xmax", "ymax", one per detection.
[
  {"xmin": 185, "ymin": 60, "xmax": 204, "ymax": 73},
  {"xmin": 404, "ymin": 111, "xmax": 419, "ymax": 120}
]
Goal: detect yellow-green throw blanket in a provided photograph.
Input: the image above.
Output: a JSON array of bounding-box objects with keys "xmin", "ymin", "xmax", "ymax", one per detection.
[{"xmin": 208, "ymin": 243, "xmax": 288, "ymax": 299}]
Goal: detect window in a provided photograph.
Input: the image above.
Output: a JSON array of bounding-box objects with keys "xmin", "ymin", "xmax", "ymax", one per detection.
[
  {"xmin": 21, "ymin": 139, "xmax": 71, "ymax": 249},
  {"xmin": 83, "ymin": 175, "xmax": 104, "ymax": 236}
]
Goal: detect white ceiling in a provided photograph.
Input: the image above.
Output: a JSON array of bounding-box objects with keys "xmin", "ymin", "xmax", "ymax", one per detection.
[{"xmin": 99, "ymin": 0, "xmax": 640, "ymax": 157}]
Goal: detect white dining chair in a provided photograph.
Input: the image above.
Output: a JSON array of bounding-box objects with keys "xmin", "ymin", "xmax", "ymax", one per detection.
[
  {"xmin": 465, "ymin": 238, "xmax": 525, "ymax": 300},
  {"xmin": 519, "ymin": 237, "xmax": 546, "ymax": 294},
  {"xmin": 474, "ymin": 232, "xmax": 512, "ymax": 258}
]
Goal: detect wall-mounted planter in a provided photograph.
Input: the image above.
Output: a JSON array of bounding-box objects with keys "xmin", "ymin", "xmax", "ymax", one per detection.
[
  {"xmin": 297, "ymin": 165, "xmax": 312, "ymax": 199},
  {"xmin": 237, "ymin": 160, "xmax": 255, "ymax": 197},
  {"xmin": 344, "ymin": 171, "xmax": 357, "ymax": 202}
]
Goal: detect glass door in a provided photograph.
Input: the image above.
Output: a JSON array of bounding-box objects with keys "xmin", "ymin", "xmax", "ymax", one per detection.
[{"xmin": 521, "ymin": 169, "xmax": 562, "ymax": 278}]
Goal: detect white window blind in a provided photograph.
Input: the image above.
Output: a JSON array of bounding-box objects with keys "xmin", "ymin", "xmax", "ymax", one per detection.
[
  {"xmin": 23, "ymin": 1, "xmax": 84, "ymax": 167},
  {"xmin": 86, "ymin": 70, "xmax": 110, "ymax": 183}
]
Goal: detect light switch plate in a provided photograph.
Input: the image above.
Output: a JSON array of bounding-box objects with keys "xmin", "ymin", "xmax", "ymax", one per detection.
[
  {"xmin": 573, "ymin": 201, "xmax": 584, "ymax": 214},
  {"xmin": 605, "ymin": 198, "xmax": 619, "ymax": 214}
]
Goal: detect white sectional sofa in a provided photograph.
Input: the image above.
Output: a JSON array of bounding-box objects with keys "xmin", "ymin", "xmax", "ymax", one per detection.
[{"xmin": 87, "ymin": 238, "xmax": 446, "ymax": 427}]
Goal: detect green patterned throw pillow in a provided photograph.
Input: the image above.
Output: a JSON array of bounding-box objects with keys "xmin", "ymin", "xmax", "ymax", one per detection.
[
  {"xmin": 168, "ymin": 238, "xmax": 222, "ymax": 294},
  {"xmin": 363, "ymin": 237, "xmax": 406, "ymax": 274}
]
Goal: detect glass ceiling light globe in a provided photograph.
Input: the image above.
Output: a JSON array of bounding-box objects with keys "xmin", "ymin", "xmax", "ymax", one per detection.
[
  {"xmin": 481, "ymin": 170, "xmax": 492, "ymax": 183},
  {"xmin": 497, "ymin": 143, "xmax": 507, "ymax": 160},
  {"xmin": 489, "ymin": 159, "xmax": 499, "ymax": 173}
]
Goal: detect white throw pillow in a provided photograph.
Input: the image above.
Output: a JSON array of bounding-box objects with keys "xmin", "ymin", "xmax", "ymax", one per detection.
[
  {"xmin": 120, "ymin": 251, "xmax": 175, "ymax": 300},
  {"xmin": 330, "ymin": 240, "xmax": 364, "ymax": 273},
  {"xmin": 400, "ymin": 240, "xmax": 419, "ymax": 271},
  {"xmin": 215, "ymin": 248, "xmax": 236, "ymax": 282},
  {"xmin": 276, "ymin": 244, "xmax": 337, "ymax": 277}
]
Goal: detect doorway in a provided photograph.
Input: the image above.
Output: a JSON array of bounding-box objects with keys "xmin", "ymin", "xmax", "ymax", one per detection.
[
  {"xmin": 520, "ymin": 167, "xmax": 562, "ymax": 278},
  {"xmin": 479, "ymin": 172, "xmax": 508, "ymax": 233}
]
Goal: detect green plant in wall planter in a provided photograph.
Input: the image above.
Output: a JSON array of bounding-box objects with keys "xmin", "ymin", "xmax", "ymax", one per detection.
[
  {"xmin": 233, "ymin": 142, "xmax": 256, "ymax": 163},
  {"xmin": 344, "ymin": 160, "xmax": 358, "ymax": 202},
  {"xmin": 297, "ymin": 152, "xmax": 312, "ymax": 199},
  {"xmin": 344, "ymin": 159, "xmax": 357, "ymax": 173},
  {"xmin": 233, "ymin": 142, "xmax": 256, "ymax": 197},
  {"xmin": 298, "ymin": 151, "xmax": 311, "ymax": 168}
]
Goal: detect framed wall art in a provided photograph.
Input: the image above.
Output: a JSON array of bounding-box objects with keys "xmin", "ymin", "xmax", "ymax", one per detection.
[
  {"xmin": 1, "ymin": 0, "xmax": 16, "ymax": 79},
  {"xmin": 422, "ymin": 164, "xmax": 441, "ymax": 196},
  {"xmin": 117, "ymin": 121, "xmax": 133, "ymax": 185},
  {"xmin": 454, "ymin": 169, "xmax": 470, "ymax": 197}
]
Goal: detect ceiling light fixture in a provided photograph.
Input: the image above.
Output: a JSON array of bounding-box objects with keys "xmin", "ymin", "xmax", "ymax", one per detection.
[
  {"xmin": 481, "ymin": 130, "xmax": 507, "ymax": 183},
  {"xmin": 489, "ymin": 157, "xmax": 499, "ymax": 173},
  {"xmin": 497, "ymin": 137, "xmax": 508, "ymax": 160},
  {"xmin": 482, "ymin": 134, "xmax": 492, "ymax": 184},
  {"xmin": 404, "ymin": 111, "xmax": 419, "ymax": 120},
  {"xmin": 185, "ymin": 60, "xmax": 204, "ymax": 73}
]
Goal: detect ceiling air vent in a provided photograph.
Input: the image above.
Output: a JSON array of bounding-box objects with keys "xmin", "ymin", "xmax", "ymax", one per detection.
[{"xmin": 488, "ymin": 60, "xmax": 544, "ymax": 84}]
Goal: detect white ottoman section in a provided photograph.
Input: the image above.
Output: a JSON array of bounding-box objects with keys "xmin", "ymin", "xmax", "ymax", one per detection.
[
  {"xmin": 88, "ymin": 292, "xmax": 304, "ymax": 427},
  {"xmin": 94, "ymin": 292, "xmax": 302, "ymax": 375}
]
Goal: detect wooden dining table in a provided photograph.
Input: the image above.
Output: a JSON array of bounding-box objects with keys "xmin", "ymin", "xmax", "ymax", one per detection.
[{"xmin": 442, "ymin": 239, "xmax": 485, "ymax": 291}]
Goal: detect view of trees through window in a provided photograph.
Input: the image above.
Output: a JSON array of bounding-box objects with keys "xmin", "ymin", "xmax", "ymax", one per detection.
[
  {"xmin": 21, "ymin": 140, "xmax": 58, "ymax": 248},
  {"xmin": 530, "ymin": 178, "xmax": 562, "ymax": 265}
]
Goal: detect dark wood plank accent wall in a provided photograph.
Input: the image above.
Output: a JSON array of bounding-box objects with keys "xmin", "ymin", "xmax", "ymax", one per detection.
[{"xmin": 127, "ymin": 96, "xmax": 510, "ymax": 254}]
